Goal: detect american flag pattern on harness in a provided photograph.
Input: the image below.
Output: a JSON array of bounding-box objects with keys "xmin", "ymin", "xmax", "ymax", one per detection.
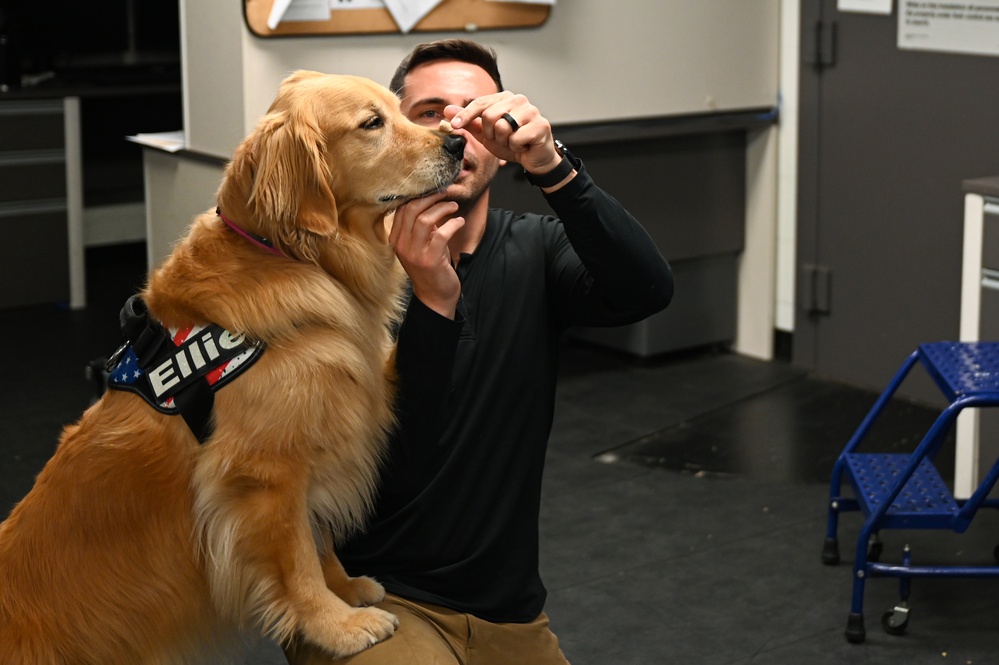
[{"xmin": 108, "ymin": 323, "xmax": 265, "ymax": 415}]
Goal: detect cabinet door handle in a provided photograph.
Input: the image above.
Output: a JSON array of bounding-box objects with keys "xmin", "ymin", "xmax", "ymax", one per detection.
[
  {"xmin": 982, "ymin": 270, "xmax": 999, "ymax": 292},
  {"xmin": 803, "ymin": 264, "xmax": 832, "ymax": 316}
]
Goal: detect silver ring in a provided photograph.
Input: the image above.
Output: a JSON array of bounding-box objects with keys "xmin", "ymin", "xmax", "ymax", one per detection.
[{"xmin": 501, "ymin": 112, "xmax": 520, "ymax": 132}]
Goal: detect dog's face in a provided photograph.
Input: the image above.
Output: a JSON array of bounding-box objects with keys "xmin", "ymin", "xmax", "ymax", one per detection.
[{"xmin": 217, "ymin": 71, "xmax": 465, "ymax": 248}]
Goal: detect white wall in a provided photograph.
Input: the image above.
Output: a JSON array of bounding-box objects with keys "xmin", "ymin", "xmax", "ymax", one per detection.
[
  {"xmin": 180, "ymin": 0, "xmax": 246, "ymax": 158},
  {"xmin": 142, "ymin": 150, "xmax": 226, "ymax": 270},
  {"xmin": 175, "ymin": 0, "xmax": 792, "ymax": 354},
  {"xmin": 776, "ymin": 0, "xmax": 800, "ymax": 333},
  {"xmin": 181, "ymin": 1, "xmax": 779, "ymax": 157}
]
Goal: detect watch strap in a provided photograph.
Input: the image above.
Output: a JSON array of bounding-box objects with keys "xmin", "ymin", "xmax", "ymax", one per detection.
[{"xmin": 524, "ymin": 140, "xmax": 577, "ymax": 188}]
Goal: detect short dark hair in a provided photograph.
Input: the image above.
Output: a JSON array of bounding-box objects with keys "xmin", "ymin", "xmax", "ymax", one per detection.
[{"xmin": 389, "ymin": 39, "xmax": 504, "ymax": 97}]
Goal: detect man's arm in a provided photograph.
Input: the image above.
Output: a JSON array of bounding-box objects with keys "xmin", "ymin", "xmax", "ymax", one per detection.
[
  {"xmin": 446, "ymin": 93, "xmax": 672, "ymax": 327},
  {"xmin": 382, "ymin": 294, "xmax": 461, "ymax": 490},
  {"xmin": 543, "ymin": 161, "xmax": 674, "ymax": 328},
  {"xmin": 379, "ymin": 194, "xmax": 465, "ymax": 491}
]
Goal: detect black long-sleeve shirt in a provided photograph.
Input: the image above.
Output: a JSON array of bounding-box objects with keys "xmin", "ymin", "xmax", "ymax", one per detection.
[{"xmin": 338, "ymin": 162, "xmax": 673, "ymax": 623}]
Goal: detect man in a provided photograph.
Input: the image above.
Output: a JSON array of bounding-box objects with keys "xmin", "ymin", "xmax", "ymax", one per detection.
[{"xmin": 287, "ymin": 39, "xmax": 673, "ymax": 664}]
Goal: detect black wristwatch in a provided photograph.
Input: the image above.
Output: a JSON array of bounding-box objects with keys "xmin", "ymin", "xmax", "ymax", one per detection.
[{"xmin": 524, "ymin": 139, "xmax": 578, "ymax": 188}]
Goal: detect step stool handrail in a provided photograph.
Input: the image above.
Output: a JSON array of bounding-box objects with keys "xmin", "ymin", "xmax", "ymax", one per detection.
[
  {"xmin": 841, "ymin": 351, "xmax": 920, "ymax": 458},
  {"xmin": 955, "ymin": 397, "xmax": 999, "ymax": 531}
]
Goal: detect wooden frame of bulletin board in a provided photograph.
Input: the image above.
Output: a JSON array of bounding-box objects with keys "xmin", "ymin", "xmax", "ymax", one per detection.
[{"xmin": 244, "ymin": 0, "xmax": 551, "ymax": 37}]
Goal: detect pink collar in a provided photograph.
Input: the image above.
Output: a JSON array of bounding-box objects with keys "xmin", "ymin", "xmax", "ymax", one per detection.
[{"xmin": 217, "ymin": 208, "xmax": 287, "ymax": 258}]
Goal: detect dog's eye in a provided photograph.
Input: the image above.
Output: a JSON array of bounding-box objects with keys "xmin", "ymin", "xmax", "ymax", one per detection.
[{"xmin": 361, "ymin": 116, "xmax": 384, "ymax": 131}]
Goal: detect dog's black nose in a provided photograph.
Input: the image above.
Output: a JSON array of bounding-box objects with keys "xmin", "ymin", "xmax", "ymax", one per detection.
[{"xmin": 443, "ymin": 134, "xmax": 466, "ymax": 159}]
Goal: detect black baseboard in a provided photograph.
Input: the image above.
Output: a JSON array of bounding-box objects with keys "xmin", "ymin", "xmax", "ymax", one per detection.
[{"xmin": 774, "ymin": 329, "xmax": 792, "ymax": 363}]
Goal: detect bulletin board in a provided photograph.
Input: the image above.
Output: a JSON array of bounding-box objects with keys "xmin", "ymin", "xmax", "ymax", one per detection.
[{"xmin": 244, "ymin": 0, "xmax": 551, "ymax": 37}]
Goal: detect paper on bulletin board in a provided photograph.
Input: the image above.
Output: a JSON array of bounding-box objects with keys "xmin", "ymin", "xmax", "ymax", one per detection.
[
  {"xmin": 382, "ymin": 0, "xmax": 442, "ymax": 33},
  {"xmin": 264, "ymin": 0, "xmax": 550, "ymax": 33},
  {"xmin": 330, "ymin": 0, "xmax": 387, "ymax": 8},
  {"xmin": 268, "ymin": 0, "xmax": 329, "ymax": 28},
  {"xmin": 838, "ymin": 0, "xmax": 891, "ymax": 14},
  {"xmin": 898, "ymin": 0, "xmax": 999, "ymax": 56},
  {"xmin": 270, "ymin": 0, "xmax": 391, "ymax": 29}
]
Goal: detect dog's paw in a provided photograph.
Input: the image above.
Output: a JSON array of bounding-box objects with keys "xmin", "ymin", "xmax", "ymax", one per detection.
[
  {"xmin": 331, "ymin": 606, "xmax": 398, "ymax": 656},
  {"xmin": 344, "ymin": 575, "xmax": 386, "ymax": 607}
]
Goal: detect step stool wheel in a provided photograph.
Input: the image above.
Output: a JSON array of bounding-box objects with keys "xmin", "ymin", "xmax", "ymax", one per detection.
[
  {"xmin": 867, "ymin": 540, "xmax": 883, "ymax": 563},
  {"xmin": 881, "ymin": 604, "xmax": 909, "ymax": 636}
]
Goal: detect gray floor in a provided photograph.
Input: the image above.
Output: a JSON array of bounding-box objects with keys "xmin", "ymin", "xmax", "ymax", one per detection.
[
  {"xmin": 540, "ymin": 347, "xmax": 999, "ymax": 665},
  {"xmin": 4, "ymin": 244, "xmax": 999, "ymax": 664}
]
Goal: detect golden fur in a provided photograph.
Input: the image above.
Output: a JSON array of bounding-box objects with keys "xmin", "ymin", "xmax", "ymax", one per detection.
[{"xmin": 0, "ymin": 71, "xmax": 462, "ymax": 664}]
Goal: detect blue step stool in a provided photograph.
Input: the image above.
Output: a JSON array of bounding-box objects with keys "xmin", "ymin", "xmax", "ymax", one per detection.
[{"xmin": 823, "ymin": 342, "xmax": 999, "ymax": 643}]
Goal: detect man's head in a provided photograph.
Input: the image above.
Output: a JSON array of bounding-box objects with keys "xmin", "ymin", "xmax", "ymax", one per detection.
[
  {"xmin": 391, "ymin": 39, "xmax": 506, "ymax": 212},
  {"xmin": 390, "ymin": 39, "xmax": 503, "ymax": 98}
]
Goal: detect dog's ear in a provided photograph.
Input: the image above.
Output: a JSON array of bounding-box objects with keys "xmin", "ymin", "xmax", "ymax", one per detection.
[{"xmin": 247, "ymin": 109, "xmax": 339, "ymax": 237}]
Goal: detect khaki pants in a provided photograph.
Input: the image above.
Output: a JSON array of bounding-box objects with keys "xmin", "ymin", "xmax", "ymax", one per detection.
[{"xmin": 283, "ymin": 594, "xmax": 571, "ymax": 665}]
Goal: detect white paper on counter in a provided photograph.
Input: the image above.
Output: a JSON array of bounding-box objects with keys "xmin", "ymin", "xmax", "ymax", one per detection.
[{"xmin": 127, "ymin": 131, "xmax": 186, "ymax": 153}]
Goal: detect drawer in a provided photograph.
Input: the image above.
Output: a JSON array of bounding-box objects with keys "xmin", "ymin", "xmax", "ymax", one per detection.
[
  {"xmin": 0, "ymin": 101, "xmax": 65, "ymax": 152},
  {"xmin": 976, "ymin": 278, "xmax": 999, "ymax": 481},
  {"xmin": 981, "ymin": 200, "xmax": 999, "ymax": 271},
  {"xmin": 0, "ymin": 158, "xmax": 67, "ymax": 203},
  {"xmin": 982, "ymin": 276, "xmax": 999, "ymax": 339},
  {"xmin": 0, "ymin": 206, "xmax": 69, "ymax": 307}
]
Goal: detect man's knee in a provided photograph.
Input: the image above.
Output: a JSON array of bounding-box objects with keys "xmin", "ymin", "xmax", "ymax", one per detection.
[{"xmin": 282, "ymin": 596, "xmax": 460, "ymax": 665}]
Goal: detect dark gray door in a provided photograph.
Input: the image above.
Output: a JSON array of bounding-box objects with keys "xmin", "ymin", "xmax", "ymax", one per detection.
[{"xmin": 795, "ymin": 1, "xmax": 999, "ymax": 403}]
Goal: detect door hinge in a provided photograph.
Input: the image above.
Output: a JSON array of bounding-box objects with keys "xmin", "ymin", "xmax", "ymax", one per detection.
[
  {"xmin": 803, "ymin": 264, "xmax": 832, "ymax": 316},
  {"xmin": 806, "ymin": 19, "xmax": 837, "ymax": 69}
]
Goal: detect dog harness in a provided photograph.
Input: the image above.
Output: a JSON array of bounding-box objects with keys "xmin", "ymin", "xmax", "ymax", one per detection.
[{"xmin": 106, "ymin": 295, "xmax": 265, "ymax": 443}]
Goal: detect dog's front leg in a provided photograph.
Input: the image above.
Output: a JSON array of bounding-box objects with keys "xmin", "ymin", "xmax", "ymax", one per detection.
[
  {"xmin": 275, "ymin": 517, "xmax": 399, "ymax": 657},
  {"xmin": 317, "ymin": 529, "xmax": 386, "ymax": 608},
  {"xmin": 196, "ymin": 474, "xmax": 398, "ymax": 657}
]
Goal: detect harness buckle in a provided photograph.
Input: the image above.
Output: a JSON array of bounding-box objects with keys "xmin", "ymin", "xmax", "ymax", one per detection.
[{"xmin": 105, "ymin": 342, "xmax": 129, "ymax": 373}]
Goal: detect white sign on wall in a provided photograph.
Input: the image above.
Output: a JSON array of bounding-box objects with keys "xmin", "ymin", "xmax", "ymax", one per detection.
[
  {"xmin": 839, "ymin": 0, "xmax": 893, "ymax": 14},
  {"xmin": 898, "ymin": 0, "xmax": 999, "ymax": 56}
]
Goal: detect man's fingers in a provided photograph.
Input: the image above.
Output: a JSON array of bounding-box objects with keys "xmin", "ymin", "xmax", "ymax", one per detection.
[
  {"xmin": 447, "ymin": 95, "xmax": 550, "ymax": 166},
  {"xmin": 387, "ymin": 211, "xmax": 401, "ymax": 247},
  {"xmin": 447, "ymin": 93, "xmax": 509, "ymax": 129},
  {"xmin": 392, "ymin": 195, "xmax": 452, "ymax": 244},
  {"xmin": 392, "ymin": 197, "xmax": 462, "ymax": 274},
  {"xmin": 435, "ymin": 216, "xmax": 466, "ymax": 244}
]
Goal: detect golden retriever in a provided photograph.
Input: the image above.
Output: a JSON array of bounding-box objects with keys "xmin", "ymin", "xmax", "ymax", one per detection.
[{"xmin": 0, "ymin": 71, "xmax": 464, "ymax": 664}]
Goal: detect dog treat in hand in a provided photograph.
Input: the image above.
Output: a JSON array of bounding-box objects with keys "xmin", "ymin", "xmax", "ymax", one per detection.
[{"xmin": 438, "ymin": 119, "xmax": 453, "ymax": 133}]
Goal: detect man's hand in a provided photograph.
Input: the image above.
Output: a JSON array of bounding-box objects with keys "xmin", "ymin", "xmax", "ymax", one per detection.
[
  {"xmin": 388, "ymin": 193, "xmax": 465, "ymax": 319},
  {"xmin": 445, "ymin": 92, "xmax": 564, "ymax": 178}
]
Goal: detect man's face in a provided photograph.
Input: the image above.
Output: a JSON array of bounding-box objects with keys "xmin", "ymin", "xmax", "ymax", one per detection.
[{"xmin": 399, "ymin": 59, "xmax": 503, "ymax": 207}]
